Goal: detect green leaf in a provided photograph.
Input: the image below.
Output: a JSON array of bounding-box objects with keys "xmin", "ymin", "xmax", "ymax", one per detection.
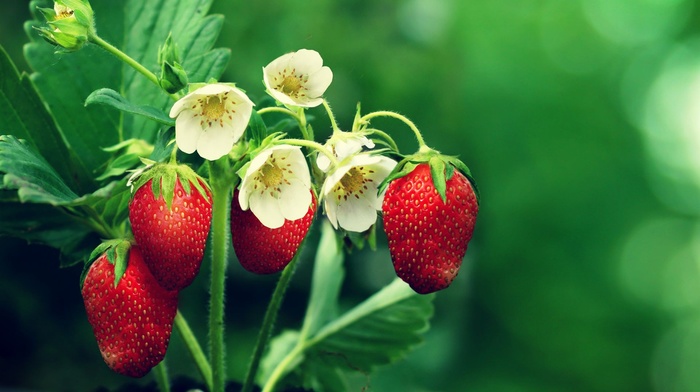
[
  {"xmin": 0, "ymin": 201, "xmax": 97, "ymax": 267},
  {"xmin": 261, "ymin": 279, "xmax": 434, "ymax": 391},
  {"xmin": 305, "ymin": 279, "xmax": 434, "ymax": 373},
  {"xmin": 0, "ymin": 135, "xmax": 78, "ymax": 205},
  {"xmin": 85, "ymin": 88, "xmax": 175, "ymax": 126},
  {"xmin": 301, "ymin": 221, "xmax": 345, "ymax": 337},
  {"xmin": 0, "ymin": 46, "xmax": 91, "ymax": 192}
]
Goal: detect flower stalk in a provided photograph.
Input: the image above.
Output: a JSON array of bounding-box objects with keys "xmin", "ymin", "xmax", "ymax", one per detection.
[
  {"xmin": 360, "ymin": 111, "xmax": 429, "ymax": 152},
  {"xmin": 241, "ymin": 249, "xmax": 303, "ymax": 392},
  {"xmin": 208, "ymin": 158, "xmax": 234, "ymax": 392},
  {"xmin": 174, "ymin": 310, "xmax": 213, "ymax": 391}
]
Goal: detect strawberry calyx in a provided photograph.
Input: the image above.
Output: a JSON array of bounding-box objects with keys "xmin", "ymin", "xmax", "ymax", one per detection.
[
  {"xmin": 80, "ymin": 238, "xmax": 132, "ymax": 289},
  {"xmin": 379, "ymin": 148, "xmax": 480, "ymax": 205},
  {"xmin": 128, "ymin": 161, "xmax": 211, "ymax": 210}
]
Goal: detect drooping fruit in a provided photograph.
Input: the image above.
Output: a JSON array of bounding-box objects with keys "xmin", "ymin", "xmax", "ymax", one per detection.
[
  {"xmin": 129, "ymin": 163, "xmax": 212, "ymax": 291},
  {"xmin": 231, "ymin": 190, "xmax": 317, "ymax": 274},
  {"xmin": 81, "ymin": 244, "xmax": 178, "ymax": 377},
  {"xmin": 382, "ymin": 162, "xmax": 478, "ymax": 294}
]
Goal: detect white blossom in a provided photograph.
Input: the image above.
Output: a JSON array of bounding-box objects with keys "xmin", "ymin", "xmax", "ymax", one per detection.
[
  {"xmin": 263, "ymin": 49, "xmax": 333, "ymax": 108},
  {"xmin": 322, "ymin": 154, "xmax": 396, "ymax": 232},
  {"xmin": 238, "ymin": 145, "xmax": 312, "ymax": 229},
  {"xmin": 169, "ymin": 83, "xmax": 254, "ymax": 161},
  {"xmin": 316, "ymin": 132, "xmax": 375, "ymax": 172}
]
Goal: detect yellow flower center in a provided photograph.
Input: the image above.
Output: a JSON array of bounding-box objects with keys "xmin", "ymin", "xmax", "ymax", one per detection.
[
  {"xmin": 196, "ymin": 93, "xmax": 235, "ymax": 129},
  {"xmin": 340, "ymin": 167, "xmax": 365, "ymax": 193},
  {"xmin": 260, "ymin": 161, "xmax": 284, "ymax": 188},
  {"xmin": 279, "ymin": 75, "xmax": 304, "ymax": 97},
  {"xmin": 202, "ymin": 96, "xmax": 225, "ymax": 120}
]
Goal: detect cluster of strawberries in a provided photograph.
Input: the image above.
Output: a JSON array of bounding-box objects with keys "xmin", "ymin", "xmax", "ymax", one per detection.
[
  {"xmin": 80, "ymin": 155, "xmax": 478, "ymax": 378},
  {"xmin": 81, "ymin": 166, "xmax": 213, "ymax": 378}
]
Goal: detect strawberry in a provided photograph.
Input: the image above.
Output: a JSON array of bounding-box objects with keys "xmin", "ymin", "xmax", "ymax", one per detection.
[
  {"xmin": 382, "ymin": 161, "xmax": 478, "ymax": 294},
  {"xmin": 128, "ymin": 163, "xmax": 212, "ymax": 291},
  {"xmin": 81, "ymin": 242, "xmax": 178, "ymax": 378},
  {"xmin": 230, "ymin": 190, "xmax": 317, "ymax": 274}
]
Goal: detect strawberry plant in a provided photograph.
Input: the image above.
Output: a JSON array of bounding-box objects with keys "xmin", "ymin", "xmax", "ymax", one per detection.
[{"xmin": 0, "ymin": 0, "xmax": 479, "ymax": 391}]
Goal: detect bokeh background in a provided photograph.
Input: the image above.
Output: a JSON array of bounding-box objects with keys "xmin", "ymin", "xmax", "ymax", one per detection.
[{"xmin": 2, "ymin": 0, "xmax": 699, "ymax": 391}]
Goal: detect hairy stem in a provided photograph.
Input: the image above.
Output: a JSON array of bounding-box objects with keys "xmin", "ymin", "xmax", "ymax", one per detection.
[
  {"xmin": 360, "ymin": 111, "xmax": 429, "ymax": 152},
  {"xmin": 284, "ymin": 138, "xmax": 338, "ymax": 167},
  {"xmin": 322, "ymin": 99, "xmax": 341, "ymax": 134},
  {"xmin": 174, "ymin": 310, "xmax": 213, "ymax": 391},
  {"xmin": 208, "ymin": 158, "xmax": 234, "ymax": 392},
  {"xmin": 241, "ymin": 250, "xmax": 303, "ymax": 392},
  {"xmin": 89, "ymin": 33, "xmax": 179, "ymax": 101}
]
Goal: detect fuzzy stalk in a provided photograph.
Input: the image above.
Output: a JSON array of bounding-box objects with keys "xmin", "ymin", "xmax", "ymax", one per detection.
[
  {"xmin": 241, "ymin": 249, "xmax": 303, "ymax": 392},
  {"xmin": 174, "ymin": 310, "xmax": 213, "ymax": 391},
  {"xmin": 208, "ymin": 158, "xmax": 234, "ymax": 392}
]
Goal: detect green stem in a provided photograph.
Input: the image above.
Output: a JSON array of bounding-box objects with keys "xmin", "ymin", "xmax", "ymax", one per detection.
[
  {"xmin": 153, "ymin": 361, "xmax": 171, "ymax": 392},
  {"xmin": 89, "ymin": 33, "xmax": 179, "ymax": 101},
  {"xmin": 208, "ymin": 158, "xmax": 234, "ymax": 392},
  {"xmin": 284, "ymin": 138, "xmax": 338, "ymax": 167},
  {"xmin": 175, "ymin": 310, "xmax": 213, "ymax": 391},
  {"xmin": 365, "ymin": 128, "xmax": 399, "ymax": 152},
  {"xmin": 261, "ymin": 222, "xmax": 340, "ymax": 392},
  {"xmin": 360, "ymin": 111, "xmax": 429, "ymax": 152},
  {"xmin": 257, "ymin": 106, "xmax": 302, "ymax": 123},
  {"xmin": 322, "ymin": 99, "xmax": 341, "ymax": 134},
  {"xmin": 241, "ymin": 250, "xmax": 303, "ymax": 392}
]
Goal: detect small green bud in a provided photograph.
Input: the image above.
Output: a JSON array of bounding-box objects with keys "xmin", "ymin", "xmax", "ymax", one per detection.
[
  {"xmin": 158, "ymin": 33, "xmax": 188, "ymax": 93},
  {"xmin": 160, "ymin": 61, "xmax": 189, "ymax": 94},
  {"xmin": 35, "ymin": 0, "xmax": 95, "ymax": 52}
]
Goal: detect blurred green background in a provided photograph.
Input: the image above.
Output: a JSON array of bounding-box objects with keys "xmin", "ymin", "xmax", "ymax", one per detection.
[{"xmin": 2, "ymin": 0, "xmax": 699, "ymax": 391}]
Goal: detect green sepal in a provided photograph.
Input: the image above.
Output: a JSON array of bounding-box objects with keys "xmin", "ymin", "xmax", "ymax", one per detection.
[
  {"xmin": 342, "ymin": 221, "xmax": 378, "ymax": 253},
  {"xmin": 80, "ymin": 239, "xmax": 132, "ymax": 289},
  {"xmin": 129, "ymin": 162, "xmax": 212, "ymax": 210},
  {"xmin": 441, "ymin": 155, "xmax": 480, "ymax": 204},
  {"xmin": 377, "ymin": 149, "xmax": 480, "ymax": 205},
  {"xmin": 429, "ymin": 156, "xmax": 447, "ymax": 203},
  {"xmin": 377, "ymin": 159, "xmax": 417, "ymax": 196}
]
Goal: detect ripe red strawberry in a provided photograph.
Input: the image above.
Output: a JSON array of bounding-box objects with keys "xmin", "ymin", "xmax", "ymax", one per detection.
[
  {"xmin": 230, "ymin": 190, "xmax": 317, "ymax": 274},
  {"xmin": 81, "ymin": 244, "xmax": 178, "ymax": 378},
  {"xmin": 382, "ymin": 162, "xmax": 478, "ymax": 294},
  {"xmin": 129, "ymin": 164, "xmax": 212, "ymax": 291}
]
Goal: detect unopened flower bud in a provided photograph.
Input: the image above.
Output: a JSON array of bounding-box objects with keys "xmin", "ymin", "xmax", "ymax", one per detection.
[{"xmin": 36, "ymin": 0, "xmax": 95, "ymax": 52}]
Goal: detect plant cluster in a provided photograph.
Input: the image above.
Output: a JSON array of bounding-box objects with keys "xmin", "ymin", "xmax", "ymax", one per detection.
[{"xmin": 0, "ymin": 0, "xmax": 480, "ymax": 391}]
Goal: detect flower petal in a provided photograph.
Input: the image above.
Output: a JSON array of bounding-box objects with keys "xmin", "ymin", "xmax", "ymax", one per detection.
[
  {"xmin": 249, "ymin": 190, "xmax": 285, "ymax": 229},
  {"xmin": 175, "ymin": 113, "xmax": 201, "ymax": 154},
  {"xmin": 196, "ymin": 122, "xmax": 235, "ymax": 161},
  {"xmin": 292, "ymin": 49, "xmax": 324, "ymax": 73},
  {"xmin": 192, "ymin": 83, "xmax": 234, "ymax": 96},
  {"xmin": 304, "ymin": 66, "xmax": 333, "ymax": 97},
  {"xmin": 336, "ymin": 192, "xmax": 377, "ymax": 232},
  {"xmin": 279, "ymin": 181, "xmax": 312, "ymax": 221},
  {"xmin": 323, "ymin": 197, "xmax": 340, "ymax": 229}
]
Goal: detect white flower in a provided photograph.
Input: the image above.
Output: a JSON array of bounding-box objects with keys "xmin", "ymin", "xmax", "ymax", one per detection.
[
  {"xmin": 263, "ymin": 49, "xmax": 333, "ymax": 108},
  {"xmin": 322, "ymin": 154, "xmax": 396, "ymax": 232},
  {"xmin": 169, "ymin": 83, "xmax": 254, "ymax": 161},
  {"xmin": 317, "ymin": 132, "xmax": 375, "ymax": 172},
  {"xmin": 238, "ymin": 145, "xmax": 312, "ymax": 229}
]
